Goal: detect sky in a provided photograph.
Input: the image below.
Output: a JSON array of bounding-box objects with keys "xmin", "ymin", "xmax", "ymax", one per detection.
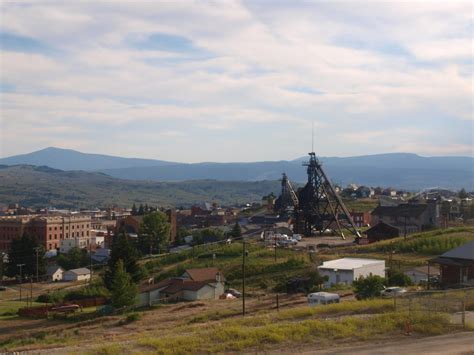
[{"xmin": 0, "ymin": 1, "xmax": 472, "ymax": 163}]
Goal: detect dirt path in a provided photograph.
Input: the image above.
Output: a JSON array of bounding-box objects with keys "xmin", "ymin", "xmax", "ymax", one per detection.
[{"xmin": 304, "ymin": 332, "xmax": 474, "ymax": 355}]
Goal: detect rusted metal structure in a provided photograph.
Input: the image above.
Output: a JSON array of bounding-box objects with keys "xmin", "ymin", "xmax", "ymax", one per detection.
[{"xmin": 275, "ymin": 152, "xmax": 361, "ymax": 239}]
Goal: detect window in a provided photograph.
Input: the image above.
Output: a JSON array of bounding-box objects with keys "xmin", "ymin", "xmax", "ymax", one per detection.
[{"xmin": 54, "ymin": 226, "xmax": 57, "ymax": 231}]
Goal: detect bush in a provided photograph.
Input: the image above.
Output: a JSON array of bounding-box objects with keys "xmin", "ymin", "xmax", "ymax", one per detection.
[
  {"xmin": 353, "ymin": 275, "xmax": 386, "ymax": 299},
  {"xmin": 36, "ymin": 290, "xmax": 65, "ymax": 304},
  {"xmin": 387, "ymin": 270, "xmax": 413, "ymax": 287},
  {"xmin": 125, "ymin": 312, "xmax": 141, "ymax": 323}
]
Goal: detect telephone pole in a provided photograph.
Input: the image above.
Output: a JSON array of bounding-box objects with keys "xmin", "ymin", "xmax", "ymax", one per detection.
[
  {"xmin": 89, "ymin": 242, "xmax": 93, "ymax": 283},
  {"xmin": 34, "ymin": 247, "xmax": 40, "ymax": 282},
  {"xmin": 17, "ymin": 264, "xmax": 25, "ymax": 301},
  {"xmin": 242, "ymin": 239, "xmax": 246, "ymax": 316}
]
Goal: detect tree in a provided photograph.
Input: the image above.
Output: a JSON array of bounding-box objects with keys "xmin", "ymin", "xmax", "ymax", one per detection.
[
  {"xmin": 458, "ymin": 188, "xmax": 468, "ymax": 199},
  {"xmin": 104, "ymin": 230, "xmax": 142, "ymax": 290},
  {"xmin": 138, "ymin": 204, "xmax": 145, "ymax": 216},
  {"xmin": 6, "ymin": 234, "xmax": 46, "ymax": 279},
  {"xmin": 387, "ymin": 270, "xmax": 413, "ymax": 286},
  {"xmin": 175, "ymin": 227, "xmax": 191, "ymax": 246},
  {"xmin": 110, "ymin": 260, "xmax": 137, "ymax": 310},
  {"xmin": 353, "ymin": 275, "xmax": 386, "ymax": 299},
  {"xmin": 230, "ymin": 222, "xmax": 242, "ymax": 239},
  {"xmin": 57, "ymin": 247, "xmax": 89, "ymax": 270},
  {"xmin": 192, "ymin": 228, "xmax": 225, "ymax": 245},
  {"xmin": 131, "ymin": 203, "xmax": 138, "ymax": 216},
  {"xmin": 138, "ymin": 211, "xmax": 170, "ymax": 255}
]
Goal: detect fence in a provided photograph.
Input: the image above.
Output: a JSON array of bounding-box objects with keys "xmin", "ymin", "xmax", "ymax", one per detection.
[
  {"xmin": 18, "ymin": 296, "xmax": 108, "ymax": 318},
  {"xmin": 394, "ymin": 287, "xmax": 474, "ymax": 328}
]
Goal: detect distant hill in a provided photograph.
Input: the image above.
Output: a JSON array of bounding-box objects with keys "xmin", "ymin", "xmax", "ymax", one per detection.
[
  {"xmin": 0, "ymin": 147, "xmax": 173, "ymax": 171},
  {"xmin": 0, "ymin": 165, "xmax": 280, "ymax": 209},
  {"xmin": 1, "ymin": 148, "xmax": 472, "ymax": 190}
]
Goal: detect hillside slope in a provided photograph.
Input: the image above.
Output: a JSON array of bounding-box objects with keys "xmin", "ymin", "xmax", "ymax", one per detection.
[{"xmin": 0, "ymin": 165, "xmax": 280, "ymax": 208}]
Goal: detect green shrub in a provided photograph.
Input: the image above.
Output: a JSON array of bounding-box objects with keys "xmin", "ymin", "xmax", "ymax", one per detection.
[{"xmin": 353, "ymin": 275, "xmax": 386, "ymax": 299}]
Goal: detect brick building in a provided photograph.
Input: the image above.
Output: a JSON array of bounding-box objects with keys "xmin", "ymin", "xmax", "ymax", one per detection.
[{"xmin": 0, "ymin": 215, "xmax": 91, "ymax": 252}]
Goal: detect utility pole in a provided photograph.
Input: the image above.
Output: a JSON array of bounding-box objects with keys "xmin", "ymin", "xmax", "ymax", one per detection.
[
  {"xmin": 242, "ymin": 239, "xmax": 246, "ymax": 316},
  {"xmin": 34, "ymin": 247, "xmax": 40, "ymax": 282},
  {"xmin": 89, "ymin": 242, "xmax": 92, "ymax": 283},
  {"xmin": 274, "ymin": 235, "xmax": 279, "ymax": 311},
  {"xmin": 17, "ymin": 264, "xmax": 25, "ymax": 302}
]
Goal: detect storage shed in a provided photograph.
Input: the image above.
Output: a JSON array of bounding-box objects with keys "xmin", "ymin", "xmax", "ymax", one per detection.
[
  {"xmin": 63, "ymin": 268, "xmax": 91, "ymax": 282},
  {"xmin": 318, "ymin": 258, "xmax": 386, "ymax": 288}
]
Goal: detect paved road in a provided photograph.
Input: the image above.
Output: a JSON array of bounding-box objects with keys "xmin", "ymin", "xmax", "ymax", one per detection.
[{"xmin": 310, "ymin": 332, "xmax": 474, "ymax": 355}]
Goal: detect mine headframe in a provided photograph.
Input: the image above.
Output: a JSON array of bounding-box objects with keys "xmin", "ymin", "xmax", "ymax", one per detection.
[
  {"xmin": 274, "ymin": 173, "xmax": 299, "ymax": 215},
  {"xmin": 294, "ymin": 152, "xmax": 361, "ymax": 240}
]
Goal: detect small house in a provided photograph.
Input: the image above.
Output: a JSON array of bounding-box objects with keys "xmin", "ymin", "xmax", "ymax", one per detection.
[
  {"xmin": 64, "ymin": 268, "xmax": 91, "ymax": 282},
  {"xmin": 47, "ymin": 265, "xmax": 64, "ymax": 282},
  {"xmin": 431, "ymin": 241, "xmax": 474, "ymax": 287},
  {"xmin": 137, "ymin": 267, "xmax": 225, "ymax": 307},
  {"xmin": 365, "ymin": 221, "xmax": 400, "ymax": 243},
  {"xmin": 318, "ymin": 258, "xmax": 385, "ymax": 288}
]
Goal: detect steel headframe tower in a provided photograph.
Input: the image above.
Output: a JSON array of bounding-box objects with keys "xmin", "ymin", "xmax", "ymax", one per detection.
[{"xmin": 295, "ymin": 152, "xmax": 361, "ymax": 239}]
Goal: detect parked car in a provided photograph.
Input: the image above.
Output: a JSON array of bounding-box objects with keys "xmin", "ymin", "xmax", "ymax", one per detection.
[
  {"xmin": 293, "ymin": 234, "xmax": 302, "ymax": 241},
  {"xmin": 226, "ymin": 288, "xmax": 242, "ymax": 298},
  {"xmin": 381, "ymin": 287, "xmax": 407, "ymax": 298}
]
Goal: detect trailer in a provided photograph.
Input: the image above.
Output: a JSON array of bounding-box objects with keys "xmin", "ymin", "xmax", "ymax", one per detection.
[{"xmin": 307, "ymin": 292, "xmax": 340, "ymax": 306}]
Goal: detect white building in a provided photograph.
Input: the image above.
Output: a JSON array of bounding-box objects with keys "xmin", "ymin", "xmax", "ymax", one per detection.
[
  {"xmin": 64, "ymin": 267, "xmax": 91, "ymax": 282},
  {"xmin": 60, "ymin": 237, "xmax": 90, "ymax": 253},
  {"xmin": 318, "ymin": 258, "xmax": 386, "ymax": 288},
  {"xmin": 47, "ymin": 265, "xmax": 64, "ymax": 282}
]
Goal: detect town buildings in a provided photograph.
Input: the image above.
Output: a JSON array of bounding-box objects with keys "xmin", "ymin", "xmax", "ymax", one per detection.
[{"xmin": 371, "ymin": 200, "xmax": 439, "ymax": 235}]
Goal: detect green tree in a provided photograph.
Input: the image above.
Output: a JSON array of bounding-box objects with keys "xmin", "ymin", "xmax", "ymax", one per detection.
[
  {"xmin": 458, "ymin": 188, "xmax": 468, "ymax": 199},
  {"xmin": 6, "ymin": 234, "xmax": 46, "ymax": 279},
  {"xmin": 57, "ymin": 247, "xmax": 89, "ymax": 270},
  {"xmin": 192, "ymin": 228, "xmax": 225, "ymax": 245},
  {"xmin": 104, "ymin": 230, "xmax": 142, "ymax": 290},
  {"xmin": 387, "ymin": 270, "xmax": 413, "ymax": 286},
  {"xmin": 138, "ymin": 211, "xmax": 170, "ymax": 255},
  {"xmin": 110, "ymin": 260, "xmax": 137, "ymax": 310},
  {"xmin": 131, "ymin": 203, "xmax": 138, "ymax": 216},
  {"xmin": 176, "ymin": 227, "xmax": 191, "ymax": 246},
  {"xmin": 138, "ymin": 204, "xmax": 145, "ymax": 216},
  {"xmin": 230, "ymin": 222, "xmax": 242, "ymax": 239},
  {"xmin": 353, "ymin": 275, "xmax": 386, "ymax": 299}
]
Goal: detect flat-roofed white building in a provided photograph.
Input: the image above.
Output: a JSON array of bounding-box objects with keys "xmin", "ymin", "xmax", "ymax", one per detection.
[{"xmin": 318, "ymin": 258, "xmax": 386, "ymax": 288}]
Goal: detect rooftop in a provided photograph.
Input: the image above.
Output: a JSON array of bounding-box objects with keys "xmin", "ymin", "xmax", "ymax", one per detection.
[
  {"xmin": 319, "ymin": 257, "xmax": 385, "ymax": 270},
  {"xmin": 441, "ymin": 241, "xmax": 474, "ymax": 261}
]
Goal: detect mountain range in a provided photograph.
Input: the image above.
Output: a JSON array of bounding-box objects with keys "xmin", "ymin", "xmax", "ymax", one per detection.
[
  {"xmin": 0, "ymin": 147, "xmax": 472, "ymax": 190},
  {"xmin": 0, "ymin": 165, "xmax": 280, "ymax": 209}
]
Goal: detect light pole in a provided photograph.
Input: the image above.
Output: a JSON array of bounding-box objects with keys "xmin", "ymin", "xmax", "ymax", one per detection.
[
  {"xmin": 242, "ymin": 239, "xmax": 248, "ymax": 316},
  {"xmin": 17, "ymin": 264, "xmax": 25, "ymax": 301},
  {"xmin": 34, "ymin": 247, "xmax": 40, "ymax": 282}
]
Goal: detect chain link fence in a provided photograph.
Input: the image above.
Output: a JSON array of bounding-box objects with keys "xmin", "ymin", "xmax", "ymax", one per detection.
[{"xmin": 394, "ymin": 287, "xmax": 474, "ymax": 328}]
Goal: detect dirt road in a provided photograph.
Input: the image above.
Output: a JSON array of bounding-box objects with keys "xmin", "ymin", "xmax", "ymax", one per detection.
[{"xmin": 310, "ymin": 332, "xmax": 474, "ymax": 355}]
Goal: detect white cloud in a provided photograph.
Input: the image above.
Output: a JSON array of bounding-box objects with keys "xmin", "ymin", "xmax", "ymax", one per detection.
[{"xmin": 0, "ymin": 1, "xmax": 472, "ymax": 161}]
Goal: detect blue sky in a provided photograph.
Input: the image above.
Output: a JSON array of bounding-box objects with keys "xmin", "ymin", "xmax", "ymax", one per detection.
[{"xmin": 0, "ymin": 1, "xmax": 472, "ymax": 162}]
